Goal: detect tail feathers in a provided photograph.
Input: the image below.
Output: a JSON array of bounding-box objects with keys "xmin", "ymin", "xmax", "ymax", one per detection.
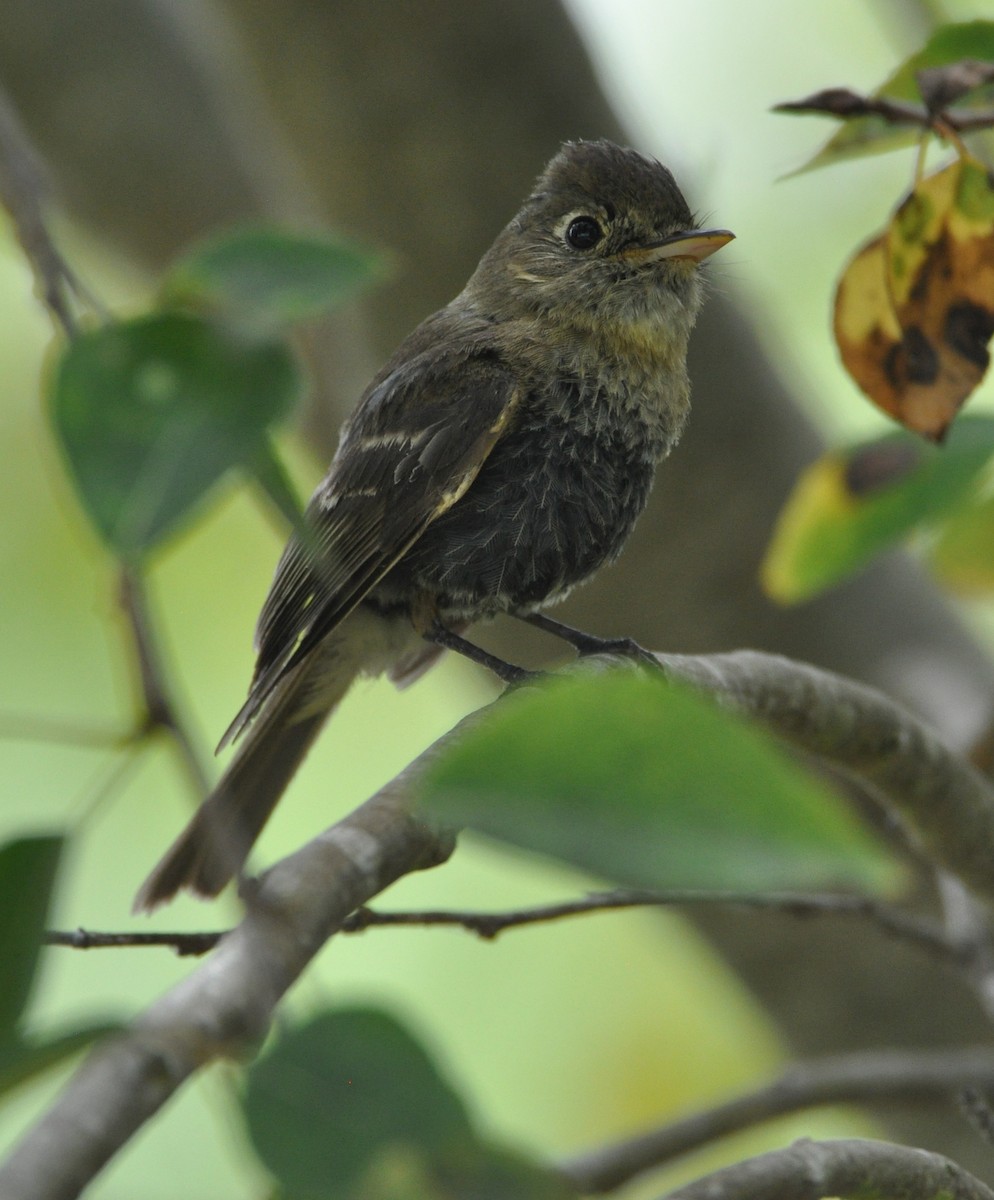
[
  {"xmin": 134, "ymin": 606, "xmax": 428, "ymax": 912},
  {"xmin": 134, "ymin": 661, "xmax": 349, "ymax": 912}
]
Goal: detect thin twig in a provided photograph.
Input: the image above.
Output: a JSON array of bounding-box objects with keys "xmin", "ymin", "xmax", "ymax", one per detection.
[
  {"xmin": 45, "ymin": 928, "xmax": 225, "ymax": 957},
  {"xmin": 775, "ymin": 89, "xmax": 994, "ymax": 134},
  {"xmin": 118, "ymin": 568, "xmax": 211, "ymax": 797},
  {"xmin": 43, "ymin": 887, "xmax": 963, "ymax": 964},
  {"xmin": 958, "ymin": 1088, "xmax": 994, "ymax": 1148},
  {"xmin": 346, "ymin": 890, "xmax": 961, "ymax": 962},
  {"xmin": 561, "ymin": 1051, "xmax": 994, "ymax": 1194},
  {"xmin": 0, "ymin": 85, "xmax": 84, "ymax": 336},
  {"xmin": 0, "ymin": 711, "xmax": 130, "ymax": 749}
]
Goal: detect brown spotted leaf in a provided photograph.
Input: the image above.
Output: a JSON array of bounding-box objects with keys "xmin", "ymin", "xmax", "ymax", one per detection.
[{"xmin": 835, "ymin": 157, "xmax": 994, "ymax": 441}]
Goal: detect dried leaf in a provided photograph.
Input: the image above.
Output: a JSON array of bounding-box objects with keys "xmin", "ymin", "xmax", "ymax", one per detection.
[
  {"xmin": 782, "ymin": 22, "xmax": 994, "ymax": 173},
  {"xmin": 834, "ymin": 158, "xmax": 994, "ymax": 440},
  {"xmin": 916, "ymin": 58, "xmax": 994, "ymax": 114}
]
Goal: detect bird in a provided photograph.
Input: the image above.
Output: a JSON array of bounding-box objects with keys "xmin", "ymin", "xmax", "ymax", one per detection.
[{"xmin": 135, "ymin": 138, "xmax": 733, "ymax": 910}]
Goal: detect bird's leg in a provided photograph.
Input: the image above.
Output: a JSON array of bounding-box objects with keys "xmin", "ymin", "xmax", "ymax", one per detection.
[
  {"xmin": 424, "ymin": 621, "xmax": 537, "ymax": 686},
  {"xmin": 518, "ymin": 611, "xmax": 661, "ymax": 671}
]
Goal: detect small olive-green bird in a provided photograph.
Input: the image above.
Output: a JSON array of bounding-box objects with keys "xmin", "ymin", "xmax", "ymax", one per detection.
[{"xmin": 135, "ymin": 139, "xmax": 732, "ymax": 910}]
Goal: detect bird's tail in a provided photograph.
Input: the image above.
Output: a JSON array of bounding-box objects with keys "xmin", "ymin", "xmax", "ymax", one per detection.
[{"xmin": 133, "ymin": 609, "xmax": 414, "ymax": 912}]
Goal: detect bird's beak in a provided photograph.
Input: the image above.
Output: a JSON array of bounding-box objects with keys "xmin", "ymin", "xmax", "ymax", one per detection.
[{"xmin": 625, "ymin": 228, "xmax": 735, "ymax": 264}]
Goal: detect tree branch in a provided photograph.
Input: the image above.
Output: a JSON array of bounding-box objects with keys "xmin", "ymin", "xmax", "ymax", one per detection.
[
  {"xmin": 561, "ymin": 1048, "xmax": 994, "ymax": 1193},
  {"xmin": 653, "ymin": 1137, "xmax": 994, "ymax": 1200},
  {"xmin": 0, "ymin": 84, "xmax": 83, "ymax": 336},
  {"xmin": 0, "ymin": 784, "xmax": 453, "ymax": 1200},
  {"xmin": 117, "ymin": 569, "xmax": 211, "ymax": 797},
  {"xmin": 655, "ymin": 650, "xmax": 994, "ymax": 907},
  {"xmin": 7, "ymin": 648, "xmax": 994, "ymax": 1198}
]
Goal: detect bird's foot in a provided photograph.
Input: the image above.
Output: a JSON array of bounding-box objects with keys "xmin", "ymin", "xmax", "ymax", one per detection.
[
  {"xmin": 425, "ymin": 622, "xmax": 538, "ymax": 686},
  {"xmin": 518, "ymin": 612, "xmax": 660, "ymax": 671}
]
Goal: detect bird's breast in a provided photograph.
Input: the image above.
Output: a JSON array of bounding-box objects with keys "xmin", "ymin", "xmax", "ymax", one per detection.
[{"xmin": 373, "ymin": 371, "xmax": 673, "ymax": 620}]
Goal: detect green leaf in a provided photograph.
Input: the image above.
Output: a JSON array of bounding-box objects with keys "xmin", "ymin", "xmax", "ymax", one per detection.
[
  {"xmin": 420, "ymin": 671, "xmax": 898, "ymax": 894},
  {"xmin": 788, "ymin": 21, "xmax": 994, "ymax": 173},
  {"xmin": 762, "ymin": 415, "xmax": 994, "ymax": 603},
  {"xmin": 162, "ymin": 225, "xmax": 385, "ymax": 336},
  {"xmin": 244, "ymin": 1009, "xmax": 572, "ymax": 1200},
  {"xmin": 0, "ymin": 836, "xmax": 63, "ymax": 1034},
  {"xmin": 243, "ymin": 1008, "xmax": 474, "ymax": 1198},
  {"xmin": 929, "ymin": 489, "xmax": 994, "ymax": 593},
  {"xmin": 50, "ymin": 313, "xmax": 302, "ymax": 560},
  {"xmin": 0, "ymin": 1024, "xmax": 117, "ymax": 1098},
  {"xmin": 790, "ymin": 119, "xmax": 921, "ymax": 176}
]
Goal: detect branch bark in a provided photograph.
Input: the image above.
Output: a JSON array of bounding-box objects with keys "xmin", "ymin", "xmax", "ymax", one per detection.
[
  {"xmin": 655, "ymin": 1138, "xmax": 994, "ymax": 1200},
  {"xmin": 657, "ymin": 650, "xmax": 994, "ymax": 905}
]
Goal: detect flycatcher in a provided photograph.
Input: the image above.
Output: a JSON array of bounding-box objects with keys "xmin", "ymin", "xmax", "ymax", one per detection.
[{"xmin": 136, "ymin": 139, "xmax": 733, "ymax": 910}]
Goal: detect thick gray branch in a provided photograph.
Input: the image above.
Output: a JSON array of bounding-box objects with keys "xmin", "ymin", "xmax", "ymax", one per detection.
[{"xmin": 654, "ymin": 1137, "xmax": 994, "ymax": 1200}]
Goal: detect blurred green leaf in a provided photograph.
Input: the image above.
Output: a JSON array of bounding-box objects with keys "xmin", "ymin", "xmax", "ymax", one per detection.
[
  {"xmin": 243, "ymin": 1008, "xmax": 474, "ymax": 1198},
  {"xmin": 787, "ymin": 21, "xmax": 994, "ymax": 172},
  {"xmin": 244, "ymin": 1008, "xmax": 571, "ymax": 1200},
  {"xmin": 50, "ymin": 313, "xmax": 302, "ymax": 560},
  {"xmin": 250, "ymin": 438, "xmax": 307, "ymax": 530},
  {"xmin": 162, "ymin": 225, "xmax": 384, "ymax": 336},
  {"xmin": 0, "ymin": 1024, "xmax": 117, "ymax": 1098},
  {"xmin": 930, "ymin": 489, "xmax": 994, "ymax": 592},
  {"xmin": 762, "ymin": 416, "xmax": 994, "ymax": 603},
  {"xmin": 789, "ymin": 117, "xmax": 921, "ymax": 175},
  {"xmin": 0, "ymin": 836, "xmax": 63, "ymax": 1034},
  {"xmin": 420, "ymin": 671, "xmax": 899, "ymax": 894}
]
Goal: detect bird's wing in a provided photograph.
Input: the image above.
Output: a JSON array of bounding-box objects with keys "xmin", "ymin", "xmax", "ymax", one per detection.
[{"xmin": 219, "ymin": 342, "xmax": 521, "ymax": 747}]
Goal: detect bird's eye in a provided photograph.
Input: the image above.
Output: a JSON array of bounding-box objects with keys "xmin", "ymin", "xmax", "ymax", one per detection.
[{"xmin": 565, "ymin": 216, "xmax": 603, "ymax": 250}]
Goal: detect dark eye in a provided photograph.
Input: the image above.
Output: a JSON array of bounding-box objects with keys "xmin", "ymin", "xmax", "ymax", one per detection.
[{"xmin": 565, "ymin": 216, "xmax": 603, "ymax": 250}]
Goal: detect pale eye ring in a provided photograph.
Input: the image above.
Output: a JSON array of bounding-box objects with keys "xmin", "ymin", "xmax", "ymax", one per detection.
[{"xmin": 565, "ymin": 216, "xmax": 604, "ymax": 250}]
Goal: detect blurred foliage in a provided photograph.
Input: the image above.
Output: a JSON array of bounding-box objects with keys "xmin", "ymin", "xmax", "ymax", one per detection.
[
  {"xmin": 244, "ymin": 1007, "xmax": 573, "ymax": 1199},
  {"xmin": 0, "ymin": 837, "xmax": 115, "ymax": 1101},
  {"xmin": 762, "ymin": 416, "xmax": 994, "ymax": 602},
  {"xmin": 49, "ymin": 225, "xmax": 381, "ymax": 561},
  {"xmin": 161, "ymin": 226, "xmax": 386, "ymax": 339},
  {"xmin": 766, "ymin": 23, "xmax": 994, "ymax": 606},
  {"xmin": 930, "ymin": 488, "xmax": 994, "ymax": 592}
]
